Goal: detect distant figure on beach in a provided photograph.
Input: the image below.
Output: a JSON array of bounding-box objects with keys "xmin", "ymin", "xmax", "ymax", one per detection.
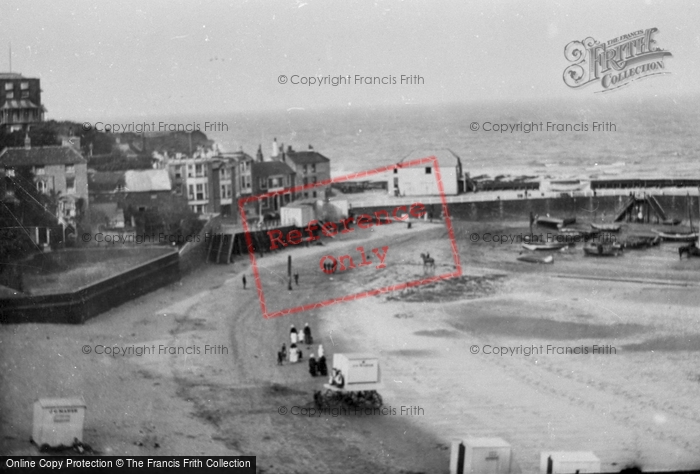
[
  {"xmin": 294, "ymin": 272, "xmax": 299, "ymax": 285},
  {"xmin": 289, "ymin": 343, "xmax": 299, "ymax": 363},
  {"xmin": 281, "ymin": 343, "xmax": 287, "ymax": 359},
  {"xmin": 330, "ymin": 369, "xmax": 344, "ymax": 388},
  {"xmin": 298, "ymin": 327, "xmax": 306, "ymax": 345},
  {"xmin": 290, "ymin": 325, "xmax": 298, "ymax": 344},
  {"xmin": 277, "ymin": 350, "xmax": 284, "ymax": 365},
  {"xmin": 242, "ymin": 275, "xmax": 247, "ymax": 289},
  {"xmin": 317, "ymin": 344, "xmax": 324, "ymax": 358},
  {"xmin": 317, "ymin": 355, "xmax": 328, "ymax": 376},
  {"xmin": 309, "ymin": 355, "xmax": 317, "ymax": 376},
  {"xmin": 304, "ymin": 323, "xmax": 313, "ymax": 345}
]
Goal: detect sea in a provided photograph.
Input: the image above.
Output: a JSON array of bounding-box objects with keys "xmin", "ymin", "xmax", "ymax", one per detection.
[{"xmin": 157, "ymin": 95, "xmax": 700, "ymax": 182}]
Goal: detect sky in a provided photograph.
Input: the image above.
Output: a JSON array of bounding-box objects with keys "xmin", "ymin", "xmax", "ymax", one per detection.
[{"xmin": 1, "ymin": 0, "xmax": 699, "ymax": 121}]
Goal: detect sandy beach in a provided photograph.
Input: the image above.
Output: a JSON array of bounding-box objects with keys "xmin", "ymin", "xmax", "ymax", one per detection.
[{"xmin": 2, "ymin": 218, "xmax": 700, "ymax": 473}]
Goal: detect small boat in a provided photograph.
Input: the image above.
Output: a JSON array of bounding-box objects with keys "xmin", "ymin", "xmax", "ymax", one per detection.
[
  {"xmin": 536, "ymin": 216, "xmax": 576, "ymax": 230},
  {"xmin": 560, "ymin": 227, "xmax": 599, "ymax": 240},
  {"xmin": 654, "ymin": 193, "xmax": 700, "ymax": 241},
  {"xmin": 591, "ymin": 223, "xmax": 621, "ymax": 232},
  {"xmin": 583, "ymin": 242, "xmax": 623, "ymax": 256},
  {"xmin": 661, "ymin": 218, "xmax": 682, "ymax": 226},
  {"xmin": 517, "ymin": 254, "xmax": 554, "ymax": 264},
  {"xmin": 522, "ymin": 242, "xmax": 569, "ymax": 251},
  {"xmin": 622, "ymin": 235, "xmax": 661, "ymax": 249},
  {"xmin": 651, "ymin": 230, "xmax": 699, "ymax": 242}
]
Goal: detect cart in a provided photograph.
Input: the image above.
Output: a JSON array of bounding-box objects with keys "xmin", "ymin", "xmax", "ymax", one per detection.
[{"xmin": 313, "ymin": 353, "xmax": 383, "ymax": 409}]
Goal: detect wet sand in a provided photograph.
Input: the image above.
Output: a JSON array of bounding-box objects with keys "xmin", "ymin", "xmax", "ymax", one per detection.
[{"xmin": 2, "ymin": 219, "xmax": 700, "ymax": 473}]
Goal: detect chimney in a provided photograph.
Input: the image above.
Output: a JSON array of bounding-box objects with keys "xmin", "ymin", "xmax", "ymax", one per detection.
[
  {"xmin": 287, "ymin": 145, "xmax": 293, "ymax": 153},
  {"xmin": 256, "ymin": 145, "xmax": 263, "ymax": 162},
  {"xmin": 271, "ymin": 137, "xmax": 279, "ymax": 159},
  {"xmin": 24, "ymin": 133, "xmax": 31, "ymax": 149},
  {"xmin": 309, "ymin": 144, "xmax": 313, "ymax": 150}
]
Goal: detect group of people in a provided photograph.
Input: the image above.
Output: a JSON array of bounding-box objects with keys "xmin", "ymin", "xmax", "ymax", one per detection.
[
  {"xmin": 289, "ymin": 323, "xmax": 312, "ymax": 346},
  {"xmin": 308, "ymin": 345, "xmax": 328, "ymax": 378},
  {"xmin": 278, "ymin": 324, "xmax": 327, "ymax": 378}
]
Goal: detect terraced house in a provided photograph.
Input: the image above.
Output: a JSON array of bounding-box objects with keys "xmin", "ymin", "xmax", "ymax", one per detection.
[{"xmin": 0, "ymin": 135, "xmax": 88, "ymax": 224}]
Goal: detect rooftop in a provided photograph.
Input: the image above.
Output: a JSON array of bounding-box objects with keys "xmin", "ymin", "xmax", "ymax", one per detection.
[
  {"xmin": 252, "ymin": 160, "xmax": 295, "ymax": 176},
  {"xmin": 0, "ymin": 73, "xmax": 25, "ymax": 80},
  {"xmin": 399, "ymin": 148, "xmax": 462, "ymax": 169},
  {"xmin": 0, "ymin": 146, "xmax": 86, "ymax": 167},
  {"xmin": 88, "ymin": 171, "xmax": 126, "ymax": 193},
  {"xmin": 285, "ymin": 150, "xmax": 330, "ymax": 165},
  {"xmin": 124, "ymin": 169, "xmax": 172, "ymax": 192}
]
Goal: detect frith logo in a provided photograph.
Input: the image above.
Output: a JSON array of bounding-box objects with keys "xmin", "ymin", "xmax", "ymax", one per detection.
[{"xmin": 563, "ymin": 28, "xmax": 672, "ymax": 93}]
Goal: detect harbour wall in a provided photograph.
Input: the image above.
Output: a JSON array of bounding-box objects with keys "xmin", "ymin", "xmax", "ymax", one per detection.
[{"xmin": 352, "ymin": 193, "xmax": 698, "ymax": 223}]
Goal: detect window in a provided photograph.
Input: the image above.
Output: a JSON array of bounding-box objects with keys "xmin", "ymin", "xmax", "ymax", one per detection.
[
  {"xmin": 5, "ymin": 92, "xmax": 13, "ymax": 99},
  {"xmin": 175, "ymin": 166, "xmax": 182, "ymax": 178},
  {"xmin": 195, "ymin": 164, "xmax": 203, "ymax": 177},
  {"xmin": 20, "ymin": 82, "xmax": 29, "ymax": 90},
  {"xmin": 221, "ymin": 184, "xmax": 226, "ymax": 198},
  {"xmin": 196, "ymin": 205, "xmax": 203, "ymax": 213},
  {"xmin": 312, "ymin": 176, "xmax": 317, "ymax": 184},
  {"xmin": 36, "ymin": 180, "xmax": 47, "ymax": 193},
  {"xmin": 21, "ymin": 91, "xmax": 28, "ymax": 99},
  {"xmin": 34, "ymin": 166, "xmax": 45, "ymax": 175},
  {"xmin": 66, "ymin": 177, "xmax": 75, "ymax": 192},
  {"xmin": 425, "ymin": 167, "xmax": 432, "ymax": 174},
  {"xmin": 313, "ymin": 191, "xmax": 317, "ymax": 198},
  {"xmin": 262, "ymin": 197, "xmax": 269, "ymax": 208},
  {"xmin": 188, "ymin": 184, "xmax": 194, "ymax": 199},
  {"xmin": 138, "ymin": 206, "xmax": 146, "ymax": 212},
  {"xmin": 196, "ymin": 183, "xmax": 204, "ymax": 200},
  {"xmin": 312, "ymin": 164, "xmax": 316, "ymax": 173},
  {"xmin": 303, "ymin": 165, "xmax": 308, "ymax": 174},
  {"xmin": 150, "ymin": 194, "xmax": 157, "ymax": 200},
  {"xmin": 65, "ymin": 164, "xmax": 75, "ymax": 174},
  {"xmin": 259, "ymin": 178, "xmax": 267, "ymax": 189},
  {"xmin": 4, "ymin": 83, "xmax": 12, "ymax": 91},
  {"xmin": 187, "ymin": 164, "xmax": 193, "ymax": 177}
]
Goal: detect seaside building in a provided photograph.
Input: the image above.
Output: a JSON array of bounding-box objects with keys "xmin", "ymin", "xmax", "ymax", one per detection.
[
  {"xmin": 390, "ymin": 149, "xmax": 464, "ymax": 196},
  {"xmin": 250, "ymin": 160, "xmax": 296, "ymax": 219},
  {"xmin": 0, "ymin": 136, "xmax": 88, "ymax": 224},
  {"xmin": 280, "ymin": 145, "xmax": 331, "ymax": 200},
  {"xmin": 164, "ymin": 149, "xmax": 239, "ymax": 216},
  {"xmin": 0, "ymin": 73, "xmax": 46, "ymax": 132}
]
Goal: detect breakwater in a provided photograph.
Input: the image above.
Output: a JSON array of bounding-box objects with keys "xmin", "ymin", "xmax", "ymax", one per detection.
[{"xmin": 352, "ymin": 192, "xmax": 699, "ymax": 223}]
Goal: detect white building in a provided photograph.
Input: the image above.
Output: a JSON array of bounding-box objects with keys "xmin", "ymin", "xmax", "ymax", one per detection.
[{"xmin": 390, "ymin": 149, "xmax": 463, "ymax": 196}]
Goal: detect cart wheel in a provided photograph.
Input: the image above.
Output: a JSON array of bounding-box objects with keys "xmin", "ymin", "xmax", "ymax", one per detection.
[{"xmin": 368, "ymin": 390, "xmax": 383, "ymax": 408}]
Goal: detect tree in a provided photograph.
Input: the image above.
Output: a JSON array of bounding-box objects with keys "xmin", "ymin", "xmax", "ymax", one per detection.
[{"xmin": 0, "ymin": 167, "xmax": 57, "ymax": 262}]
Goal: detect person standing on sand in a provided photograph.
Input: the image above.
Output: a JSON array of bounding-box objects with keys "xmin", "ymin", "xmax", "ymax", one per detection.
[
  {"xmin": 303, "ymin": 323, "xmax": 312, "ymax": 345},
  {"xmin": 308, "ymin": 355, "xmax": 317, "ymax": 376},
  {"xmin": 290, "ymin": 325, "xmax": 298, "ymax": 344},
  {"xmin": 317, "ymin": 344, "xmax": 324, "ymax": 358},
  {"xmin": 298, "ymin": 327, "xmax": 305, "ymax": 345},
  {"xmin": 294, "ymin": 272, "xmax": 299, "ymax": 286},
  {"xmin": 317, "ymin": 355, "xmax": 328, "ymax": 376},
  {"xmin": 242, "ymin": 275, "xmax": 247, "ymax": 289}
]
